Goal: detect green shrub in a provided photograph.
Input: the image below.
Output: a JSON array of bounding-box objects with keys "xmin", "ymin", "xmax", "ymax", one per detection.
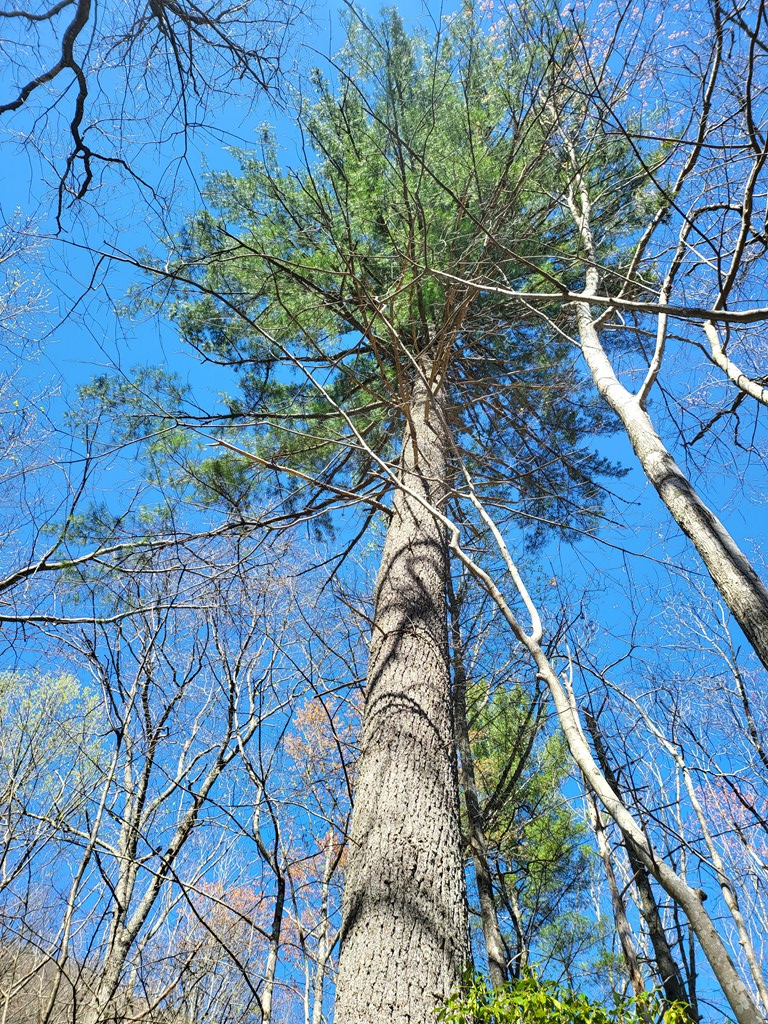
[{"xmin": 437, "ymin": 973, "xmax": 691, "ymax": 1024}]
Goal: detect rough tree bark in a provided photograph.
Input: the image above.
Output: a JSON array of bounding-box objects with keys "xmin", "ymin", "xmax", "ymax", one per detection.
[{"xmin": 334, "ymin": 365, "xmax": 470, "ymax": 1024}]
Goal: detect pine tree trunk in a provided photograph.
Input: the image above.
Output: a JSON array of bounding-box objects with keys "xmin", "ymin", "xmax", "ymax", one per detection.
[{"xmin": 334, "ymin": 369, "xmax": 470, "ymax": 1024}]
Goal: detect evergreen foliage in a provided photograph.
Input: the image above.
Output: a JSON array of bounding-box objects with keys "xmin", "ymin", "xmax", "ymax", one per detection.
[
  {"xmin": 467, "ymin": 683, "xmax": 602, "ymax": 982},
  {"xmin": 160, "ymin": 6, "xmax": 642, "ymax": 544}
]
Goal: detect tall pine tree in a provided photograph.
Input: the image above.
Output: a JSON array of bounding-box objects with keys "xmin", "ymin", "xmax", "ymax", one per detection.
[{"xmin": 161, "ymin": 9, "xmax": 639, "ymax": 1020}]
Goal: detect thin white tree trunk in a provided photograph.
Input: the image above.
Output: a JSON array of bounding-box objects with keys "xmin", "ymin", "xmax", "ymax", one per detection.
[
  {"xmin": 627, "ymin": 707, "xmax": 768, "ymax": 1013},
  {"xmin": 586, "ymin": 715, "xmax": 692, "ymax": 1011},
  {"xmin": 576, "ymin": 301, "xmax": 768, "ymax": 671},
  {"xmin": 563, "ymin": 139, "xmax": 768, "ymax": 672},
  {"xmin": 584, "ymin": 789, "xmax": 646, "ymax": 999},
  {"xmin": 310, "ymin": 836, "xmax": 340, "ymax": 1024},
  {"xmin": 533, "ymin": 648, "xmax": 764, "ymax": 1024},
  {"xmin": 442, "ymin": 500, "xmax": 764, "ymax": 1024}
]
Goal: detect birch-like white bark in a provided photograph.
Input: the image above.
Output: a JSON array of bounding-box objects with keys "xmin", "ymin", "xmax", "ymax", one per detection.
[{"xmin": 563, "ymin": 143, "xmax": 768, "ymax": 672}]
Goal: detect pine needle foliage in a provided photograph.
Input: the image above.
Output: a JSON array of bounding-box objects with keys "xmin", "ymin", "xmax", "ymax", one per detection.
[{"xmin": 162, "ymin": 4, "xmax": 648, "ymax": 541}]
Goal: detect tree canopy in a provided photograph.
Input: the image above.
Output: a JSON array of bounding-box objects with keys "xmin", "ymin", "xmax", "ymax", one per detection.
[{"xmin": 163, "ymin": 6, "xmax": 631, "ymax": 547}]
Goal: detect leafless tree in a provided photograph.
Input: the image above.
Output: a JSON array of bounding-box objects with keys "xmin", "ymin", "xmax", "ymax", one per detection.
[
  {"xmin": 0, "ymin": 533, "xmax": 332, "ymax": 1024},
  {"xmin": 0, "ymin": 0, "xmax": 300, "ymax": 217}
]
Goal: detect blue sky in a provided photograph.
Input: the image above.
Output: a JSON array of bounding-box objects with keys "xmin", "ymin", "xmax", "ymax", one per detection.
[
  {"xmin": 2, "ymin": 0, "xmax": 762, "ymax": 663},
  {"xmin": 2, "ymin": 0, "xmax": 763, "ymax": 672},
  {"xmin": 0, "ymin": 0, "xmax": 458, "ymax": 392}
]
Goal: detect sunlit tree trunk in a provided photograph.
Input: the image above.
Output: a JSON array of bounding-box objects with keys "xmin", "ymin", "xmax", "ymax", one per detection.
[
  {"xmin": 562, "ymin": 132, "xmax": 768, "ymax": 673},
  {"xmin": 578, "ymin": 307, "xmax": 768, "ymax": 673},
  {"xmin": 334, "ymin": 366, "xmax": 470, "ymax": 1024},
  {"xmin": 310, "ymin": 835, "xmax": 340, "ymax": 1024},
  {"xmin": 584, "ymin": 788, "xmax": 647, "ymax": 1000}
]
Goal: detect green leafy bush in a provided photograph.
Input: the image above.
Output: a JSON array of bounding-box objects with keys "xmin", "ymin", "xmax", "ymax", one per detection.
[{"xmin": 437, "ymin": 973, "xmax": 691, "ymax": 1024}]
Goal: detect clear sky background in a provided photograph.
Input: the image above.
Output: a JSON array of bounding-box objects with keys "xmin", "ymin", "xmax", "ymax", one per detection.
[{"xmin": 1, "ymin": 0, "xmax": 455, "ymax": 392}]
